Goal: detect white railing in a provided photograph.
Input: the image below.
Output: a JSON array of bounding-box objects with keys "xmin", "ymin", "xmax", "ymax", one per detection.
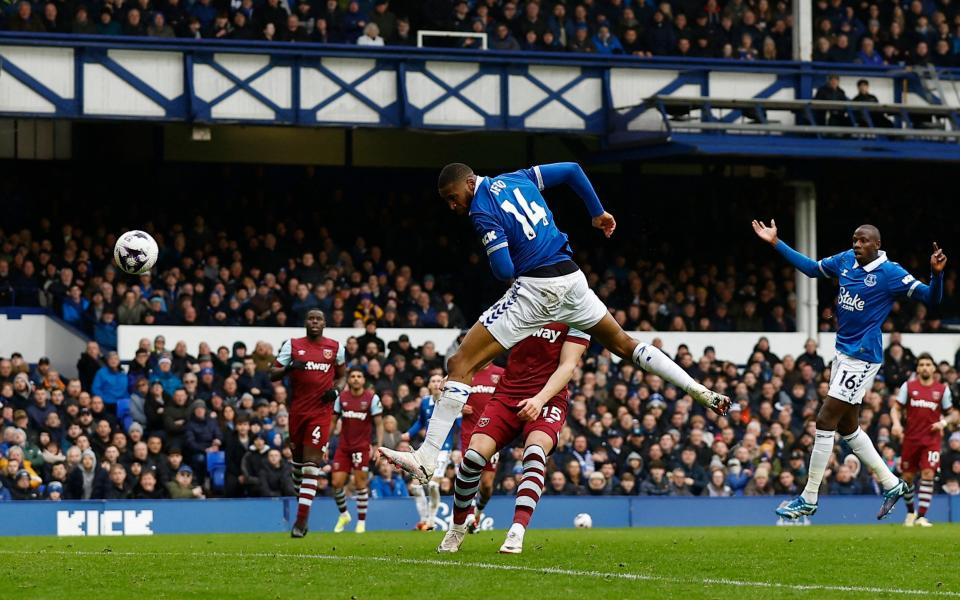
[{"xmin": 416, "ymin": 29, "xmax": 488, "ymax": 50}]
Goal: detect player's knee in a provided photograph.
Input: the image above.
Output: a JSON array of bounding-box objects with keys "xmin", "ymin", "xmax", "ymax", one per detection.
[
  {"xmin": 446, "ymin": 351, "xmax": 473, "ymax": 380},
  {"xmin": 921, "ymin": 469, "xmax": 935, "ymax": 479}
]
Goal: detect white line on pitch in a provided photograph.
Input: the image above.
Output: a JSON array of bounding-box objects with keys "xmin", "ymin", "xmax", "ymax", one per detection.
[{"xmin": 3, "ymin": 549, "xmax": 957, "ymax": 597}]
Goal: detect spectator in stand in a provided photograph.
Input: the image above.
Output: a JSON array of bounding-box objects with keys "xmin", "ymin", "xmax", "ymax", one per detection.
[
  {"xmin": 91, "ymin": 352, "xmax": 128, "ymax": 412},
  {"xmin": 357, "ymin": 21, "xmax": 384, "ymax": 45},
  {"xmin": 151, "ymin": 355, "xmax": 183, "ymax": 397},
  {"xmin": 72, "ymin": 6, "xmax": 97, "ymax": 34},
  {"xmin": 259, "ymin": 448, "xmax": 295, "ymax": 496},
  {"xmin": 167, "ymin": 465, "xmax": 204, "ymax": 498},
  {"xmin": 77, "ymin": 341, "xmax": 104, "ymax": 392},
  {"xmin": 184, "ymin": 400, "xmax": 222, "ymax": 479},
  {"xmin": 66, "ymin": 449, "xmax": 107, "ymax": 499},
  {"xmin": 9, "ymin": 1, "xmax": 44, "ymax": 32}
]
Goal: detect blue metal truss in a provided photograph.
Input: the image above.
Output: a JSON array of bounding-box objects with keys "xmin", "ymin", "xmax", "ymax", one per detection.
[{"xmin": 1, "ymin": 32, "xmax": 959, "ymax": 161}]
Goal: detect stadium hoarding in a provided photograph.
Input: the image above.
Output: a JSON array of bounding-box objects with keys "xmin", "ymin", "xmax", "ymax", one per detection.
[{"xmin": 2, "ymin": 496, "xmax": 955, "ymax": 536}]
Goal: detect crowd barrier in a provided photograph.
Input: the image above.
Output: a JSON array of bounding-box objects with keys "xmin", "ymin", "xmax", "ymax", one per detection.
[{"xmin": 3, "ymin": 495, "xmax": 956, "ymax": 537}]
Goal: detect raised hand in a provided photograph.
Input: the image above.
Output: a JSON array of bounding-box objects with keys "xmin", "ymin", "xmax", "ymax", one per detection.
[
  {"xmin": 931, "ymin": 242, "xmax": 948, "ymax": 273},
  {"xmin": 592, "ymin": 212, "xmax": 617, "ymax": 238},
  {"xmin": 751, "ymin": 219, "xmax": 779, "ymax": 245}
]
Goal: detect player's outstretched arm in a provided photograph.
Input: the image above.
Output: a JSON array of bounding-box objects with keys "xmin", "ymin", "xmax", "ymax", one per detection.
[
  {"xmin": 892, "ymin": 243, "xmax": 947, "ymax": 305},
  {"xmin": 537, "ymin": 163, "xmax": 613, "ymax": 237},
  {"xmin": 516, "ymin": 340, "xmax": 588, "ymax": 421},
  {"xmin": 752, "ymin": 219, "xmax": 822, "ymax": 278}
]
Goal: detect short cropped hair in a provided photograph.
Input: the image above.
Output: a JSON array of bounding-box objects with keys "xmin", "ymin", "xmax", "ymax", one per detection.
[{"xmin": 438, "ymin": 163, "xmax": 473, "ymax": 189}]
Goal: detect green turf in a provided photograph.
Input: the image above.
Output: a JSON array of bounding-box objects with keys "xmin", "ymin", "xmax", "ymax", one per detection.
[{"xmin": 1, "ymin": 525, "xmax": 958, "ymax": 599}]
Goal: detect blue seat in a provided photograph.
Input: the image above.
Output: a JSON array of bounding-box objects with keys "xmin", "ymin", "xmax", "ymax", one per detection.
[{"xmin": 207, "ymin": 451, "xmax": 226, "ymax": 492}]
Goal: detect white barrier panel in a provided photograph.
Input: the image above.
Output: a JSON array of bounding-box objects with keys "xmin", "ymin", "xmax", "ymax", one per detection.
[
  {"xmin": 119, "ymin": 325, "xmax": 960, "ymax": 367},
  {"xmin": 0, "ymin": 314, "xmax": 88, "ymax": 378}
]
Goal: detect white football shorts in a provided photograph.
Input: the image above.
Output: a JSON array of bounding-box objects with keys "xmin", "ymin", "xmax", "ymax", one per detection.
[
  {"xmin": 479, "ymin": 269, "xmax": 607, "ymax": 349},
  {"xmin": 828, "ymin": 351, "xmax": 881, "ymax": 405}
]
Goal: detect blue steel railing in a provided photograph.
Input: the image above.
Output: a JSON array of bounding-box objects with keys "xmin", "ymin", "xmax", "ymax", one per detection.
[{"xmin": 0, "ymin": 31, "xmax": 953, "ymax": 136}]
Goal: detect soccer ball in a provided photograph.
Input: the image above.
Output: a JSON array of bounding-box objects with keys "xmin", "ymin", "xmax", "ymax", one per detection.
[
  {"xmin": 573, "ymin": 513, "xmax": 593, "ymax": 529},
  {"xmin": 114, "ymin": 230, "xmax": 159, "ymax": 275}
]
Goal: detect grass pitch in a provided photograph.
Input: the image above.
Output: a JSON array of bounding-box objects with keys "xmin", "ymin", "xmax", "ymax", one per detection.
[{"xmin": 2, "ymin": 525, "xmax": 958, "ymax": 599}]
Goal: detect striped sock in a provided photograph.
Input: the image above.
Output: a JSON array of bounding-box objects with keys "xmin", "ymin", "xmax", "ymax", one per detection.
[
  {"xmin": 295, "ymin": 463, "xmax": 319, "ymax": 525},
  {"xmin": 514, "ymin": 445, "xmax": 546, "ymax": 528},
  {"xmin": 476, "ymin": 490, "xmax": 490, "ymax": 513},
  {"xmin": 334, "ymin": 487, "xmax": 348, "ymax": 514},
  {"xmin": 356, "ymin": 488, "xmax": 369, "ymax": 521},
  {"xmin": 454, "ymin": 449, "xmax": 487, "ymax": 525},
  {"xmin": 904, "ymin": 482, "xmax": 916, "ymax": 514},
  {"xmin": 917, "ymin": 479, "xmax": 934, "ymax": 517},
  {"xmin": 291, "ymin": 461, "xmax": 304, "ymax": 488}
]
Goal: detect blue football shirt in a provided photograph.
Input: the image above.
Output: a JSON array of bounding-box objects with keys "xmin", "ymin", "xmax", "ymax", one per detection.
[
  {"xmin": 818, "ymin": 250, "xmax": 925, "ymax": 363},
  {"xmin": 469, "ymin": 166, "xmax": 574, "ymax": 277}
]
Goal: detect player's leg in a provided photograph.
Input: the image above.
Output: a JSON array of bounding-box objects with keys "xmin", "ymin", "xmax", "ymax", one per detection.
[
  {"xmin": 438, "ymin": 433, "xmax": 500, "ymax": 553},
  {"xmin": 469, "ymin": 465, "xmax": 497, "ymax": 534},
  {"xmin": 777, "ymin": 396, "xmax": 847, "ymax": 518},
  {"xmin": 427, "ymin": 450, "xmax": 448, "ymax": 524},
  {"xmin": 381, "ymin": 320, "xmax": 506, "ymax": 481},
  {"xmin": 291, "ymin": 416, "xmax": 328, "ymax": 537},
  {"xmin": 331, "ymin": 458, "xmax": 352, "ymax": 533},
  {"xmin": 583, "ymin": 313, "xmax": 730, "ymax": 415},
  {"xmin": 835, "ymin": 398, "xmax": 904, "ymax": 518},
  {"xmin": 411, "ymin": 483, "xmax": 432, "ymax": 529},
  {"xmin": 500, "ymin": 430, "xmax": 554, "ymax": 555},
  {"xmin": 915, "ymin": 464, "xmax": 937, "ymax": 526},
  {"xmin": 901, "ymin": 467, "xmax": 917, "ymax": 525},
  {"xmin": 353, "ymin": 467, "xmax": 369, "ymax": 533}
]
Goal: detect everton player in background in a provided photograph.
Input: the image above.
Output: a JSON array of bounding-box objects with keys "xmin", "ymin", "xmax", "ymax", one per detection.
[
  {"xmin": 752, "ymin": 220, "xmax": 947, "ymax": 520},
  {"xmin": 271, "ymin": 309, "xmax": 346, "ymax": 538}
]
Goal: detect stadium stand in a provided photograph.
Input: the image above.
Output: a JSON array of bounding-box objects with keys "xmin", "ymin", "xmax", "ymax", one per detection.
[
  {"xmin": 2, "ymin": 320, "xmax": 959, "ymax": 503},
  {"xmin": 1, "ymin": 0, "xmax": 956, "ymax": 66},
  {"xmin": 1, "ymin": 166, "xmax": 958, "ymax": 338}
]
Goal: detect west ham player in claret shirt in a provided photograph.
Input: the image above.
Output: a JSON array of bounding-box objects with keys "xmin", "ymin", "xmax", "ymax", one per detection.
[
  {"xmin": 753, "ymin": 220, "xmax": 947, "ymax": 520},
  {"xmin": 460, "ymin": 361, "xmax": 505, "ymax": 533},
  {"xmin": 271, "ymin": 309, "xmax": 346, "ymax": 538},
  {"xmin": 438, "ymin": 322, "xmax": 590, "ymax": 555},
  {"xmin": 892, "ymin": 354, "xmax": 956, "ymax": 527},
  {"xmin": 330, "ymin": 368, "xmax": 384, "ymax": 534}
]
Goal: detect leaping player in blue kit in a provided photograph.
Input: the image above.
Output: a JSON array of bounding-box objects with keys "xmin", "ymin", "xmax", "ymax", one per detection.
[
  {"xmin": 380, "ymin": 162, "xmax": 731, "ymax": 484},
  {"xmin": 752, "ymin": 219, "xmax": 947, "ymax": 520}
]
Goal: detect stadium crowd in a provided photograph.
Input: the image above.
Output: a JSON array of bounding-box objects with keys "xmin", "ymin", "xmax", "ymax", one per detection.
[
  {"xmin": 1, "ymin": 0, "xmax": 958, "ymax": 66},
  {"xmin": 1, "ymin": 208, "xmax": 958, "ymax": 353},
  {"xmin": 1, "ymin": 327, "xmax": 959, "ymax": 502}
]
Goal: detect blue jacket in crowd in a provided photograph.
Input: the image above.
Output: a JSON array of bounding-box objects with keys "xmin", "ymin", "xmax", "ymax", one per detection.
[
  {"xmin": 92, "ymin": 366, "xmax": 129, "ymax": 406},
  {"xmin": 370, "ymin": 473, "xmax": 409, "ymax": 498},
  {"xmin": 185, "ymin": 411, "xmax": 223, "ymax": 456},
  {"xmin": 150, "ymin": 370, "xmax": 183, "ymax": 397}
]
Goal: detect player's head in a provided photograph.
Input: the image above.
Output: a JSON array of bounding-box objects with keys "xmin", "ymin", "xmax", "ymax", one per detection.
[
  {"xmin": 428, "ymin": 373, "xmax": 445, "ymax": 396},
  {"xmin": 347, "ymin": 368, "xmax": 366, "ymax": 391},
  {"xmin": 438, "ymin": 162, "xmax": 476, "ymax": 215},
  {"xmin": 305, "ymin": 309, "xmax": 325, "ymax": 338},
  {"xmin": 917, "ymin": 353, "xmax": 936, "ymax": 380},
  {"xmin": 852, "ymin": 224, "xmax": 881, "ymax": 263}
]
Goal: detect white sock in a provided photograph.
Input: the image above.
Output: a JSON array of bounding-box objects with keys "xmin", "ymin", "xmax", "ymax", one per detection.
[
  {"xmin": 843, "ymin": 428, "xmax": 899, "ymax": 490},
  {"xmin": 632, "ymin": 343, "xmax": 701, "ymax": 394},
  {"xmin": 428, "ymin": 480, "xmax": 441, "ymax": 518},
  {"xmin": 508, "ymin": 522, "xmax": 525, "ymax": 537},
  {"xmin": 418, "ymin": 381, "xmax": 471, "ymax": 465},
  {"xmin": 802, "ymin": 429, "xmax": 835, "ymax": 503},
  {"xmin": 412, "ymin": 484, "xmax": 430, "ymax": 522}
]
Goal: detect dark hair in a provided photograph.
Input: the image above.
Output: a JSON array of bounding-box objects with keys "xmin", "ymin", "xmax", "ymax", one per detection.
[
  {"xmin": 917, "ymin": 352, "xmax": 936, "ymax": 365},
  {"xmin": 438, "ymin": 163, "xmax": 473, "ymax": 189},
  {"xmin": 348, "ymin": 367, "xmax": 366, "ymax": 378}
]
